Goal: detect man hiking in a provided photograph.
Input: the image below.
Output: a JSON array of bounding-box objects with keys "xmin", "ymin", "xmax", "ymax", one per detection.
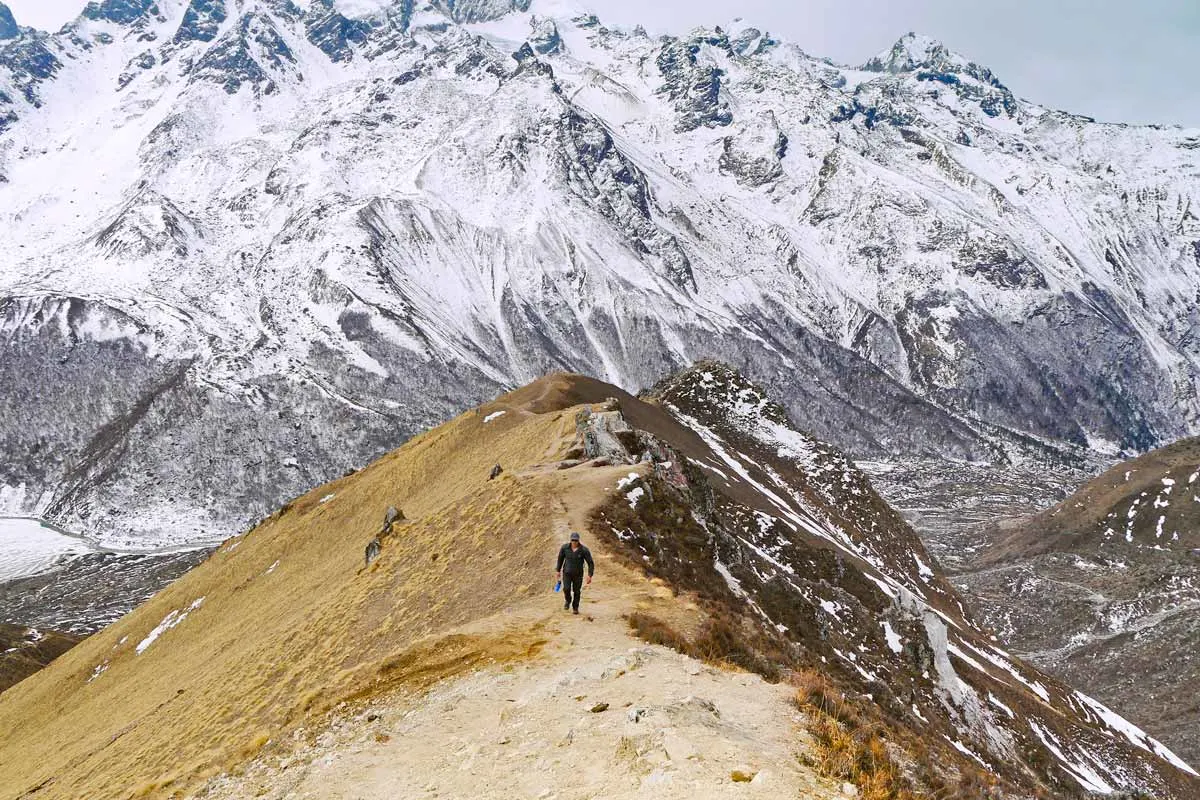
[{"xmin": 555, "ymin": 532, "xmax": 594, "ymax": 615}]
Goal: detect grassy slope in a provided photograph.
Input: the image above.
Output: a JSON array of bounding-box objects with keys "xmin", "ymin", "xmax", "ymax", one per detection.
[
  {"xmin": 0, "ymin": 376, "xmax": 608, "ymax": 799},
  {"xmin": 0, "ymin": 625, "xmax": 80, "ymax": 694}
]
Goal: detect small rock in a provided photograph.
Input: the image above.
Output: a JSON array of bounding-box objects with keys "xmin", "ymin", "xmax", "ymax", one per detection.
[
  {"xmin": 627, "ymin": 707, "xmax": 645, "ymax": 723},
  {"xmin": 497, "ymin": 736, "xmax": 511, "ymax": 745},
  {"xmin": 750, "ymin": 769, "xmax": 770, "ymax": 786},
  {"xmin": 841, "ymin": 782, "xmax": 859, "ymax": 796},
  {"xmin": 590, "ymin": 702, "xmax": 609, "ymax": 713},
  {"xmin": 731, "ymin": 769, "xmax": 756, "ymax": 783},
  {"xmin": 366, "ymin": 712, "xmax": 380, "ymax": 722},
  {"xmin": 685, "ymin": 663, "xmax": 701, "ymax": 676},
  {"xmin": 489, "ymin": 464, "xmax": 503, "ymax": 480},
  {"xmin": 373, "ymin": 732, "xmax": 390, "ymax": 743}
]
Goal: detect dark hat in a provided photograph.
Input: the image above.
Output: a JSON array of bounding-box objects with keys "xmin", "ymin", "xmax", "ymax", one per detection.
[{"xmin": 569, "ymin": 532, "xmax": 581, "ymax": 541}]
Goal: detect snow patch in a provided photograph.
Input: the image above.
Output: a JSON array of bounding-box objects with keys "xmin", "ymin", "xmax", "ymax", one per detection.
[
  {"xmin": 135, "ymin": 597, "xmax": 205, "ymax": 656},
  {"xmin": 882, "ymin": 621, "xmax": 903, "ymax": 654}
]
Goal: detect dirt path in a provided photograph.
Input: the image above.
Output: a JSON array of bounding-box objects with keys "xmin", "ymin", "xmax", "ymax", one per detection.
[{"xmin": 195, "ymin": 564, "xmax": 841, "ymax": 800}]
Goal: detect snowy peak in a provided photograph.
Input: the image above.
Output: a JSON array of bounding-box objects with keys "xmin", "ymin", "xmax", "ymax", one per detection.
[
  {"xmin": 864, "ymin": 32, "xmax": 954, "ymax": 72},
  {"xmin": 859, "ymin": 31, "xmax": 1016, "ymax": 116},
  {"xmin": 80, "ymin": 0, "xmax": 170, "ymax": 27},
  {"xmin": 173, "ymin": 0, "xmax": 227, "ymax": 43},
  {"xmin": 432, "ymin": 0, "xmax": 532, "ymax": 24},
  {"xmin": 0, "ymin": 3, "xmax": 18, "ymax": 40},
  {"xmin": 304, "ymin": 0, "xmax": 371, "ymax": 62}
]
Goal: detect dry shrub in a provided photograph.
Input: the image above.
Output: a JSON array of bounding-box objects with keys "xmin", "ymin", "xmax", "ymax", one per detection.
[
  {"xmin": 793, "ymin": 671, "xmax": 918, "ymax": 800},
  {"xmin": 625, "ymin": 611, "xmax": 783, "ymax": 681},
  {"xmin": 626, "ymin": 612, "xmax": 692, "ymax": 655}
]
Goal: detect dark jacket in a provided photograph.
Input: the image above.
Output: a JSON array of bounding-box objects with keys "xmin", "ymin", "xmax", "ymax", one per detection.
[{"xmin": 556, "ymin": 542, "xmax": 595, "ymax": 577}]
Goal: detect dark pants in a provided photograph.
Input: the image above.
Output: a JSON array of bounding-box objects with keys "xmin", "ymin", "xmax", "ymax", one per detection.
[{"xmin": 563, "ymin": 573, "xmax": 584, "ymax": 610}]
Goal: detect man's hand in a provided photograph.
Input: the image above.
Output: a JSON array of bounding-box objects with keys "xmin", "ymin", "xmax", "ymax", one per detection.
[
  {"xmin": 556, "ymin": 571, "xmax": 561, "ymax": 579},
  {"xmin": 585, "ymin": 575, "xmax": 592, "ymax": 586}
]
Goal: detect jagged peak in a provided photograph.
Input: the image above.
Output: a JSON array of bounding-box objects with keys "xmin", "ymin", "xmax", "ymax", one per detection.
[
  {"xmin": 0, "ymin": 2, "xmax": 18, "ymax": 40},
  {"xmin": 79, "ymin": 0, "xmax": 167, "ymax": 27},
  {"xmin": 862, "ymin": 31, "xmax": 968, "ymax": 74},
  {"xmin": 858, "ymin": 30, "xmax": 1014, "ymax": 114},
  {"xmin": 430, "ymin": 0, "xmax": 531, "ymax": 24}
]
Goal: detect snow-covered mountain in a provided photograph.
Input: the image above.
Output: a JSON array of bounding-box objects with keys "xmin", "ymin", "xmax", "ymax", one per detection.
[{"xmin": 3, "ymin": 0, "xmax": 1199, "ymax": 546}]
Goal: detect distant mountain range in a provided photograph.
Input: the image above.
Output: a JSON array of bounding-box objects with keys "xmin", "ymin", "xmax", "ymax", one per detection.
[{"xmin": 2, "ymin": 0, "xmax": 1198, "ymax": 550}]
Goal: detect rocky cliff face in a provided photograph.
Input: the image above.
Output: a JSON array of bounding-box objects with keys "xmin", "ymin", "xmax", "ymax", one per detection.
[{"xmin": 1, "ymin": 1, "xmax": 1198, "ymax": 546}]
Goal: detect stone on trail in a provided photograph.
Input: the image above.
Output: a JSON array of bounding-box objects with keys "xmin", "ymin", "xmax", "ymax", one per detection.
[{"xmin": 589, "ymin": 702, "xmax": 609, "ymax": 713}]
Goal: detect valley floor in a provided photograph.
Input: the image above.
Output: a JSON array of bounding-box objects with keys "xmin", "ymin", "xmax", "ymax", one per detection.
[{"xmin": 194, "ymin": 577, "xmax": 844, "ymax": 800}]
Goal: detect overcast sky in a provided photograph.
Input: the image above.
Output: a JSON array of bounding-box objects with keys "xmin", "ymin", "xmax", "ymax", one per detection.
[{"xmin": 7, "ymin": 0, "xmax": 1198, "ymax": 127}]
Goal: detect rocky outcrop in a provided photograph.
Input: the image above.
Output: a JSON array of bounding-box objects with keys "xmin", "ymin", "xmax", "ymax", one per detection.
[
  {"xmin": 528, "ymin": 15, "xmax": 561, "ymax": 55},
  {"xmin": 719, "ymin": 112, "xmax": 787, "ymax": 187},
  {"xmin": 189, "ymin": 12, "xmax": 297, "ymax": 95},
  {"xmin": 81, "ymin": 0, "xmax": 165, "ymax": 27},
  {"xmin": 656, "ymin": 34, "xmax": 733, "ymax": 132},
  {"xmin": 432, "ymin": 0, "xmax": 532, "ymax": 24},
  {"xmin": 304, "ymin": 0, "xmax": 370, "ymax": 63},
  {"xmin": 172, "ymin": 0, "xmax": 226, "ymax": 44}
]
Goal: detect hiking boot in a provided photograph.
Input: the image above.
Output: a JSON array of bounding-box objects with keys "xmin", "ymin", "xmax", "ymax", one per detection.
[
  {"xmin": 564, "ymin": 602, "xmax": 570, "ymax": 611},
  {"xmin": 572, "ymin": 608, "xmax": 579, "ymax": 615}
]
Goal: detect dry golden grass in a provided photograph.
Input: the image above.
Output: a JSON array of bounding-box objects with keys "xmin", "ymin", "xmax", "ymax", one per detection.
[
  {"xmin": 0, "ymin": 380, "xmax": 616, "ymax": 800},
  {"xmin": 791, "ymin": 669, "xmax": 920, "ymax": 800}
]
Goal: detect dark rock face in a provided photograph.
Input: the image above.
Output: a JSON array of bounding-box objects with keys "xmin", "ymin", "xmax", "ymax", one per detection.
[
  {"xmin": 528, "ymin": 16, "xmax": 561, "ymax": 55},
  {"xmin": 173, "ymin": 0, "xmax": 226, "ymax": 44},
  {"xmin": 432, "ymin": 0, "xmax": 532, "ymax": 24},
  {"xmin": 893, "ymin": 290, "xmax": 1174, "ymax": 453},
  {"xmin": 551, "ymin": 101, "xmax": 695, "ymax": 290},
  {"xmin": 0, "ymin": 33, "xmax": 62, "ymax": 105},
  {"xmin": 190, "ymin": 13, "xmax": 296, "ymax": 95},
  {"xmin": 656, "ymin": 35, "xmax": 733, "ymax": 132},
  {"xmin": 0, "ymin": 3, "xmax": 18, "ymax": 40},
  {"xmin": 304, "ymin": 0, "xmax": 370, "ymax": 63},
  {"xmin": 719, "ymin": 113, "xmax": 788, "ymax": 187},
  {"xmin": 81, "ymin": 0, "xmax": 162, "ymax": 26},
  {"xmin": 829, "ymin": 95, "xmax": 916, "ymax": 129}
]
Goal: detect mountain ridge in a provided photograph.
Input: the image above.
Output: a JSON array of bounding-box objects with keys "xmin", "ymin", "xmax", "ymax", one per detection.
[
  {"xmin": 0, "ymin": 367, "xmax": 1194, "ymax": 798},
  {"xmin": 1, "ymin": 0, "xmax": 1197, "ymax": 552}
]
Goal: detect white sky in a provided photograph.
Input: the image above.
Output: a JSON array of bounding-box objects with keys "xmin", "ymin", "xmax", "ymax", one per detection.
[{"xmin": 6, "ymin": 0, "xmax": 1198, "ymax": 127}]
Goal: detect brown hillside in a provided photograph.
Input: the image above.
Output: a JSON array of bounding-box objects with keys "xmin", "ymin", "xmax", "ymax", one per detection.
[
  {"xmin": 0, "ymin": 375, "xmax": 628, "ymax": 799},
  {"xmin": 982, "ymin": 436, "xmax": 1200, "ymax": 563},
  {"xmin": 0, "ymin": 624, "xmax": 79, "ymax": 695},
  {"xmin": 1, "ymin": 371, "xmax": 1193, "ymax": 800}
]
